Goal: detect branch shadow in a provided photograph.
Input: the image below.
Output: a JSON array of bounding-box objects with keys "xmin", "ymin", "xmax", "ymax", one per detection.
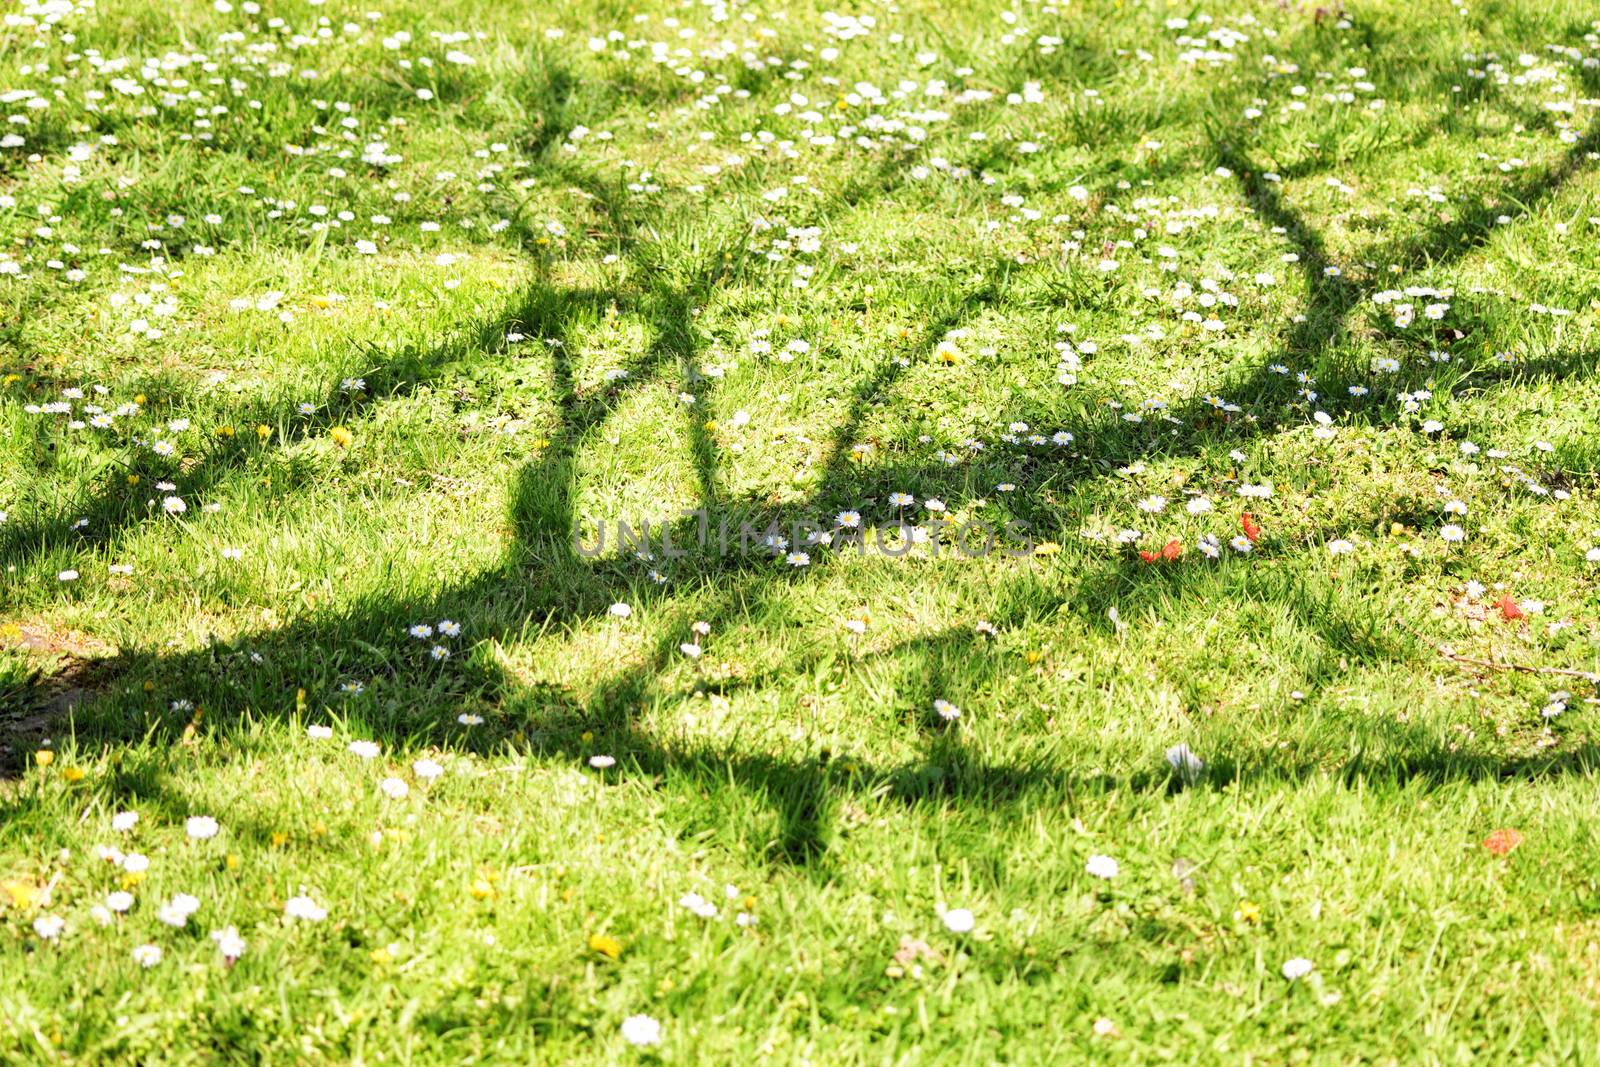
[{"xmin": 6, "ymin": 65, "xmax": 1600, "ymax": 865}]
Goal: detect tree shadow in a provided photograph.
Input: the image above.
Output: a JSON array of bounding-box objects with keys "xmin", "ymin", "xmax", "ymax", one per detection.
[
  {"xmin": 1054, "ymin": 115, "xmax": 1600, "ymax": 477},
  {"xmin": 6, "ymin": 55, "xmax": 1600, "ymax": 863}
]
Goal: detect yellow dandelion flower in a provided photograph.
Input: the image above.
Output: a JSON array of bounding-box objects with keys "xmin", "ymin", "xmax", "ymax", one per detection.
[
  {"xmin": 588, "ymin": 932, "xmax": 623, "ymax": 959},
  {"xmin": 2, "ymin": 879, "xmax": 40, "ymax": 910},
  {"xmin": 330, "ymin": 426, "xmax": 353, "ymax": 448}
]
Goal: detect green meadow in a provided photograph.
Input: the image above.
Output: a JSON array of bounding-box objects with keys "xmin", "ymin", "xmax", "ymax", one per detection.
[{"xmin": 3, "ymin": 0, "xmax": 1600, "ymax": 1061}]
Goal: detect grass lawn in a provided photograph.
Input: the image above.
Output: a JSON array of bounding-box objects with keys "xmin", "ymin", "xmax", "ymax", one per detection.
[{"xmin": 4, "ymin": 0, "xmax": 1600, "ymax": 1060}]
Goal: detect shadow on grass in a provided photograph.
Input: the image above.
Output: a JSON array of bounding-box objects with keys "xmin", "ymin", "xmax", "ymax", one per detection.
[{"xmin": 4, "ymin": 70, "xmax": 1599, "ymax": 862}]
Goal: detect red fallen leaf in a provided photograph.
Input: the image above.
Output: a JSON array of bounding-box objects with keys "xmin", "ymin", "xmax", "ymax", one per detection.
[
  {"xmin": 1482, "ymin": 828, "xmax": 1523, "ymax": 856},
  {"xmin": 1496, "ymin": 594, "xmax": 1525, "ymax": 621},
  {"xmin": 1140, "ymin": 539, "xmax": 1185, "ymax": 564},
  {"xmin": 1241, "ymin": 512, "xmax": 1262, "ymax": 542}
]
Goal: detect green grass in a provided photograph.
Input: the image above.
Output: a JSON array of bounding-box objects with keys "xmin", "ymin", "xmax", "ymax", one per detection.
[{"xmin": 3, "ymin": 0, "xmax": 1600, "ymax": 1061}]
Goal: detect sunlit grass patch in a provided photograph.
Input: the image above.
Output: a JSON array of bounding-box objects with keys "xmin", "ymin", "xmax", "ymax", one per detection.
[{"xmin": 3, "ymin": 0, "xmax": 1600, "ymax": 1061}]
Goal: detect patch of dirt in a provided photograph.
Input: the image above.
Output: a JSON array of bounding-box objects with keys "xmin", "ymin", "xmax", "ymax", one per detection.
[
  {"xmin": 1559, "ymin": 920, "xmax": 1600, "ymax": 1008},
  {"xmin": 0, "ymin": 621, "xmax": 121, "ymax": 775},
  {"xmin": 3, "ymin": 621, "xmax": 117, "ymax": 661}
]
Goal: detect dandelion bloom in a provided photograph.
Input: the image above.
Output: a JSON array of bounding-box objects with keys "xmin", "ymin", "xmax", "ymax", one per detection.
[{"xmin": 588, "ymin": 932, "xmax": 623, "ymax": 959}]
